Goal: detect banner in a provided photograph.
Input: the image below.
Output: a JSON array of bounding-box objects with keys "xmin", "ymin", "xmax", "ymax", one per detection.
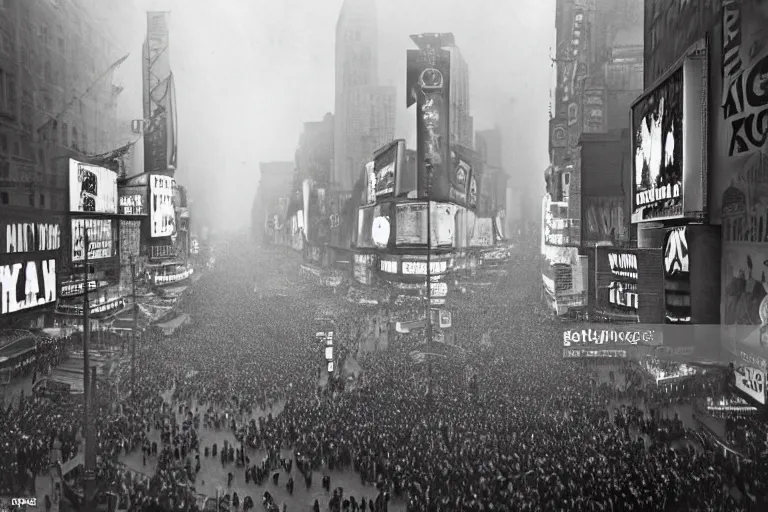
[
  {"xmin": 149, "ymin": 175, "xmax": 176, "ymax": 238},
  {"xmin": 735, "ymin": 365, "xmax": 766, "ymax": 405},
  {"xmin": 72, "ymin": 218, "xmax": 114, "ymax": 261},
  {"xmin": 119, "ymin": 186, "xmax": 147, "ymax": 216},
  {"xmin": 68, "ymin": 160, "xmax": 118, "ymax": 213}
]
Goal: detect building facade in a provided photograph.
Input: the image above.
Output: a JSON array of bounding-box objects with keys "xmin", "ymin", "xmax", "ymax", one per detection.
[
  {"xmin": 333, "ymin": 0, "xmax": 379, "ymax": 191},
  {"xmin": 296, "ymin": 113, "xmax": 334, "ymax": 186},
  {"xmin": 446, "ymin": 45, "xmax": 472, "ymax": 149},
  {"xmin": 475, "ymin": 128, "xmax": 502, "ymax": 170},
  {"xmin": 357, "ymin": 85, "xmax": 395, "ymax": 163}
]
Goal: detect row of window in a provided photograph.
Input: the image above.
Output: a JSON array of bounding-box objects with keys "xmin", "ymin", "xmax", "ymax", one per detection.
[{"xmin": 0, "ymin": 190, "xmax": 62, "ymax": 209}]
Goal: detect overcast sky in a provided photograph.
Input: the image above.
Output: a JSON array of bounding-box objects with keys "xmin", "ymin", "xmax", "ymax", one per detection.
[{"xmin": 113, "ymin": 0, "xmax": 555, "ymax": 232}]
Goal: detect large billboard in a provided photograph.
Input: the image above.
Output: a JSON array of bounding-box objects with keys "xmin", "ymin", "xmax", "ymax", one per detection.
[
  {"xmin": 373, "ymin": 142, "xmax": 397, "ymax": 198},
  {"xmin": 631, "ymin": 45, "xmax": 707, "ymax": 223},
  {"xmin": 71, "ymin": 218, "xmax": 115, "ymax": 262},
  {"xmin": 594, "ymin": 247, "xmax": 664, "ymax": 323},
  {"xmin": 394, "ymin": 202, "xmax": 456, "ymax": 248},
  {"xmin": 143, "ymin": 12, "xmax": 177, "ymax": 173},
  {"xmin": 408, "ymin": 48, "xmax": 452, "ymax": 203},
  {"xmin": 718, "ymin": 0, "xmax": 768, "ymax": 372},
  {"xmin": 1, "ymin": 218, "xmax": 61, "ymax": 317},
  {"xmin": 149, "ymin": 174, "xmax": 176, "ymax": 238},
  {"xmin": 68, "ymin": 160, "xmax": 118, "ymax": 214}
]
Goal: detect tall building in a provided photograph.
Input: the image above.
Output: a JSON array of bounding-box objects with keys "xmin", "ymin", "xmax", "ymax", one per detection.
[
  {"xmin": 333, "ymin": 0, "xmax": 380, "ymax": 191},
  {"xmin": 0, "ymin": 0, "xmax": 132, "ymax": 211},
  {"xmin": 446, "ymin": 45, "xmax": 472, "ymax": 148},
  {"xmin": 254, "ymin": 161, "xmax": 294, "ymax": 225},
  {"xmin": 296, "ymin": 113, "xmax": 334, "ymax": 185},
  {"xmin": 475, "ymin": 128, "xmax": 502, "ymax": 170},
  {"xmin": 358, "ymin": 85, "xmax": 395, "ymax": 159}
]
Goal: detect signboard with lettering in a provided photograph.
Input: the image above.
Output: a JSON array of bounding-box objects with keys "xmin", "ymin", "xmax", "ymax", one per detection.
[
  {"xmin": 60, "ymin": 280, "xmax": 102, "ymax": 297},
  {"xmin": 119, "ymin": 186, "xmax": 147, "ymax": 216},
  {"xmin": 563, "ymin": 326, "xmax": 661, "ymax": 347},
  {"xmin": 72, "ymin": 218, "xmax": 115, "ymax": 262},
  {"xmin": 735, "ymin": 366, "xmax": 765, "ymax": 405},
  {"xmin": 0, "ymin": 257, "xmax": 57, "ymax": 315},
  {"xmin": 595, "ymin": 247, "xmax": 664, "ymax": 323},
  {"xmin": 1, "ymin": 222, "xmax": 61, "ymax": 255},
  {"xmin": 149, "ymin": 174, "xmax": 176, "ymax": 238},
  {"xmin": 56, "ymin": 297, "xmax": 125, "ymax": 317},
  {"xmin": 68, "ymin": 160, "xmax": 118, "ymax": 213}
]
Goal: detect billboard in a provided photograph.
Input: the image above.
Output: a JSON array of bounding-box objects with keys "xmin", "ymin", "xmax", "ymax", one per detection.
[
  {"xmin": 594, "ymin": 248, "xmax": 664, "ymax": 323},
  {"xmin": 143, "ymin": 12, "xmax": 177, "ymax": 173},
  {"xmin": 119, "ymin": 186, "xmax": 147, "ymax": 216},
  {"xmin": 734, "ymin": 365, "xmax": 765, "ymax": 405},
  {"xmin": 373, "ymin": 142, "xmax": 397, "ymax": 198},
  {"xmin": 71, "ymin": 218, "xmax": 114, "ymax": 262},
  {"xmin": 408, "ymin": 48, "xmax": 452, "ymax": 203},
  {"xmin": 149, "ymin": 174, "xmax": 176, "ymax": 238},
  {"xmin": 394, "ymin": 202, "xmax": 455, "ymax": 248},
  {"xmin": 2, "ymin": 222, "xmax": 61, "ymax": 254},
  {"xmin": 364, "ymin": 161, "xmax": 376, "ymax": 205},
  {"xmin": 68, "ymin": 160, "xmax": 118, "ymax": 214},
  {"xmin": 631, "ymin": 46, "xmax": 707, "ymax": 223},
  {"xmin": 0, "ymin": 257, "xmax": 57, "ymax": 316},
  {"xmin": 452, "ymin": 146, "xmax": 481, "ymax": 210}
]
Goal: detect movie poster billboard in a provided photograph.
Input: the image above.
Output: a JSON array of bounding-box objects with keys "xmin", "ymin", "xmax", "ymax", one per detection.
[
  {"xmin": 68, "ymin": 160, "xmax": 118, "ymax": 214},
  {"xmin": 149, "ymin": 174, "xmax": 176, "ymax": 238},
  {"xmin": 719, "ymin": 1, "xmax": 768, "ymax": 372},
  {"xmin": 408, "ymin": 48, "xmax": 452, "ymax": 203},
  {"xmin": 71, "ymin": 218, "xmax": 115, "ymax": 262},
  {"xmin": 631, "ymin": 44, "xmax": 707, "ymax": 223}
]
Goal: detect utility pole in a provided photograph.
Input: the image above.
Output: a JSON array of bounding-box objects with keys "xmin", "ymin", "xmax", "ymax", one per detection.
[
  {"xmin": 130, "ymin": 256, "xmax": 138, "ymax": 398},
  {"xmin": 82, "ymin": 228, "xmax": 96, "ymax": 511},
  {"xmin": 425, "ymin": 167, "xmax": 433, "ymax": 398}
]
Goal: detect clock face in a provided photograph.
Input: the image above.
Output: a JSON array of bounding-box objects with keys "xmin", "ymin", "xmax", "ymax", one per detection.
[{"xmin": 420, "ymin": 68, "xmax": 443, "ymax": 88}]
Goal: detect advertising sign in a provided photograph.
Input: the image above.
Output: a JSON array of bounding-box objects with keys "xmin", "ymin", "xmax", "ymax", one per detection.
[
  {"xmin": 563, "ymin": 326, "xmax": 661, "ymax": 347},
  {"xmin": 718, "ymin": 1, "xmax": 768, "ymax": 370},
  {"xmin": 0, "ymin": 257, "xmax": 57, "ymax": 315},
  {"xmin": 119, "ymin": 220, "xmax": 142, "ymax": 264},
  {"xmin": 408, "ymin": 48, "xmax": 452, "ymax": 203},
  {"xmin": 119, "ymin": 186, "xmax": 147, "ymax": 216},
  {"xmin": 631, "ymin": 67, "xmax": 683, "ymax": 222},
  {"xmin": 150, "ymin": 174, "xmax": 176, "ymax": 238},
  {"xmin": 595, "ymin": 247, "xmax": 664, "ymax": 323},
  {"xmin": 394, "ymin": 202, "xmax": 455, "ymax": 248},
  {"xmin": 374, "ymin": 144, "xmax": 396, "ymax": 197},
  {"xmin": 364, "ymin": 161, "xmax": 376, "ymax": 205},
  {"xmin": 72, "ymin": 218, "xmax": 114, "ymax": 262},
  {"xmin": 735, "ymin": 366, "xmax": 766, "ymax": 405},
  {"xmin": 68, "ymin": 160, "xmax": 118, "ymax": 213},
  {"xmin": 2, "ymin": 222, "xmax": 60, "ymax": 254}
]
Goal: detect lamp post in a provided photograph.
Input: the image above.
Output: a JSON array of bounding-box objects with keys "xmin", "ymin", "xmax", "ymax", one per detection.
[
  {"xmin": 130, "ymin": 256, "xmax": 138, "ymax": 398},
  {"xmin": 81, "ymin": 228, "xmax": 97, "ymax": 510}
]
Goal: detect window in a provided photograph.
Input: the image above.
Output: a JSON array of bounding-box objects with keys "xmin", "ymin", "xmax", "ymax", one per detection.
[
  {"xmin": 39, "ymin": 193, "xmax": 45, "ymax": 207},
  {"xmin": 61, "ymin": 122, "xmax": 68, "ymax": 146},
  {"xmin": 0, "ymin": 192, "xmax": 8, "ymax": 205}
]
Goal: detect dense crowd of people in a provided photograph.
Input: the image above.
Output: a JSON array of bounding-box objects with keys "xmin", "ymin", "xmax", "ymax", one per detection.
[{"xmin": 1, "ymin": 236, "xmax": 767, "ymax": 511}]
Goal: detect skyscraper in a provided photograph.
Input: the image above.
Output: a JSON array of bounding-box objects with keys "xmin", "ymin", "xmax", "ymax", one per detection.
[
  {"xmin": 334, "ymin": 0, "xmax": 381, "ymax": 191},
  {"xmin": 358, "ymin": 85, "xmax": 396, "ymax": 160},
  {"xmin": 446, "ymin": 45, "xmax": 472, "ymax": 149}
]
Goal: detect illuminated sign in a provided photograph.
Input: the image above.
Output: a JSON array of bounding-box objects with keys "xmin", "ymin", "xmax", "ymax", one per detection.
[
  {"xmin": 402, "ymin": 261, "xmax": 447, "ymax": 275},
  {"xmin": 68, "ymin": 160, "xmax": 118, "ymax": 213},
  {"xmin": 72, "ymin": 218, "xmax": 114, "ymax": 261},
  {"xmin": 364, "ymin": 161, "xmax": 376, "ymax": 204},
  {"xmin": 664, "ymin": 226, "xmax": 689, "ymax": 276},
  {"xmin": 56, "ymin": 297, "xmax": 125, "ymax": 316},
  {"xmin": 563, "ymin": 328, "xmax": 658, "ymax": 346},
  {"xmin": 608, "ymin": 251, "xmax": 639, "ymax": 311},
  {"xmin": 60, "ymin": 280, "xmax": 100, "ymax": 297},
  {"xmin": 0, "ymin": 259, "xmax": 57, "ymax": 315},
  {"xmin": 608, "ymin": 253, "xmax": 638, "ymax": 279},
  {"xmin": 119, "ymin": 194, "xmax": 145, "ymax": 215},
  {"xmin": 430, "ymin": 281, "xmax": 448, "ymax": 297},
  {"xmin": 380, "ymin": 260, "xmax": 397, "ymax": 273},
  {"xmin": 150, "ymin": 175, "xmax": 176, "ymax": 238},
  {"xmin": 153, "ymin": 268, "xmax": 193, "ymax": 285},
  {"xmin": 563, "ymin": 349, "xmax": 627, "ymax": 358},
  {"xmin": 735, "ymin": 366, "xmax": 765, "ymax": 405},
  {"xmin": 2, "ymin": 223, "xmax": 60, "ymax": 254},
  {"xmin": 150, "ymin": 245, "xmax": 176, "ymax": 259}
]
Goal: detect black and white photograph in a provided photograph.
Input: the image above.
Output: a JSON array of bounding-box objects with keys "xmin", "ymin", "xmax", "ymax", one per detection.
[{"xmin": 1, "ymin": 1, "xmax": 768, "ymax": 512}]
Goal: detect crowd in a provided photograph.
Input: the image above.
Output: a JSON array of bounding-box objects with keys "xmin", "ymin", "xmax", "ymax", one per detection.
[{"xmin": 0, "ymin": 238, "xmax": 767, "ymax": 511}]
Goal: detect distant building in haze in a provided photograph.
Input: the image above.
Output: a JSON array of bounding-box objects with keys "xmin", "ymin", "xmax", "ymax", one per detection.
[
  {"xmin": 357, "ymin": 85, "xmax": 396, "ymax": 161},
  {"xmin": 446, "ymin": 45, "xmax": 472, "ymax": 149},
  {"xmin": 334, "ymin": 0, "xmax": 381, "ymax": 191},
  {"xmin": 254, "ymin": 161, "xmax": 294, "ymax": 231},
  {"xmin": 475, "ymin": 128, "xmax": 502, "ymax": 170},
  {"xmin": 296, "ymin": 113, "xmax": 334, "ymax": 185}
]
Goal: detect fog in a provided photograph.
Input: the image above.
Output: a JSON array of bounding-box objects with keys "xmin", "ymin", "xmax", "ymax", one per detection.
[{"xmin": 114, "ymin": 0, "xmax": 555, "ymax": 232}]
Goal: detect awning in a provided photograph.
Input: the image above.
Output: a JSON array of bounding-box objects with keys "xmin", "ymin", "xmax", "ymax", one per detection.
[{"xmin": 156, "ymin": 313, "xmax": 191, "ymax": 335}]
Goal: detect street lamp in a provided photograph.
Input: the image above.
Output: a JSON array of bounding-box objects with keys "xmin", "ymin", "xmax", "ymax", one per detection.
[{"xmin": 81, "ymin": 228, "xmax": 97, "ymax": 510}]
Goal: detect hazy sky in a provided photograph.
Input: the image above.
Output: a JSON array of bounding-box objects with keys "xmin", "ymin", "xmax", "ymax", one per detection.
[{"xmin": 113, "ymin": 0, "xmax": 555, "ymax": 232}]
